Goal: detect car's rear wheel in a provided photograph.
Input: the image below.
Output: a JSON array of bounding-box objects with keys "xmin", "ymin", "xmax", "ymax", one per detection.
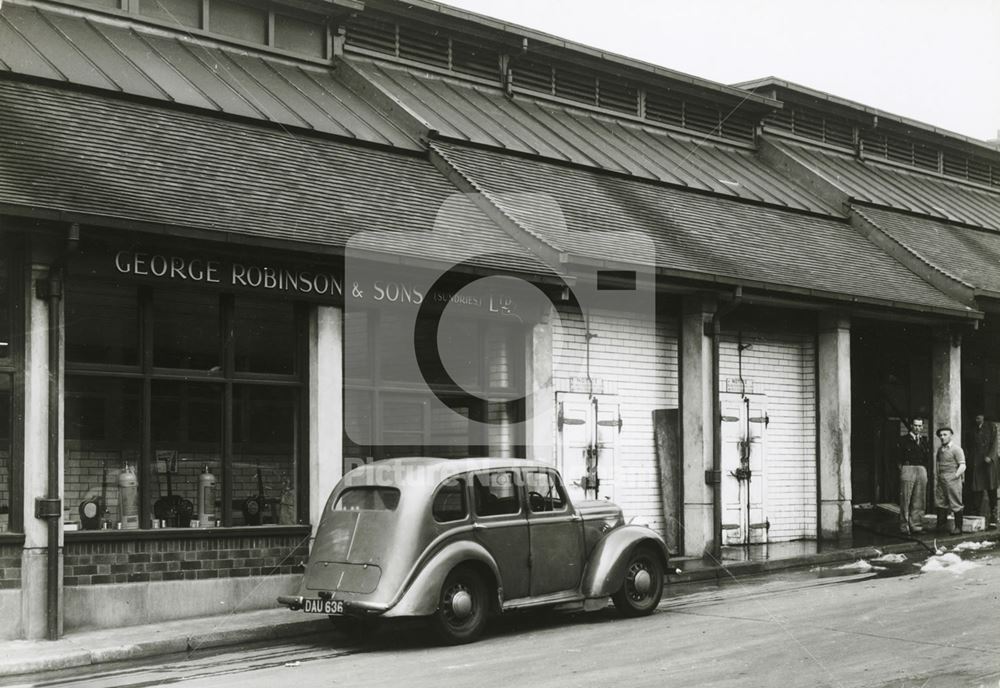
[
  {"xmin": 430, "ymin": 567, "xmax": 489, "ymax": 644},
  {"xmin": 612, "ymin": 546, "xmax": 664, "ymax": 617}
]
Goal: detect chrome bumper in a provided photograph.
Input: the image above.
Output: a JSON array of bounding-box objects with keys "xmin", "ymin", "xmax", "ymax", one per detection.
[{"xmin": 277, "ymin": 595, "xmax": 304, "ymax": 610}]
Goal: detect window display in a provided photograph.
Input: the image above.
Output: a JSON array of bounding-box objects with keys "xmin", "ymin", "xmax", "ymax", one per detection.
[{"xmin": 65, "ymin": 281, "xmax": 303, "ymax": 531}]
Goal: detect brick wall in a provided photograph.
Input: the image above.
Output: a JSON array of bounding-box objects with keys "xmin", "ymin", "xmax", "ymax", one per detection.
[
  {"xmin": 552, "ymin": 306, "xmax": 679, "ymax": 534},
  {"xmin": 0, "ymin": 542, "xmax": 20, "ymax": 588},
  {"xmin": 63, "ymin": 531, "xmax": 309, "ymax": 586},
  {"xmin": 719, "ymin": 320, "xmax": 817, "ymax": 542}
]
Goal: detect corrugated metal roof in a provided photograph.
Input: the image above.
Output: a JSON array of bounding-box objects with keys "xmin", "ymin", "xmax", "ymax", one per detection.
[
  {"xmin": 432, "ymin": 141, "xmax": 973, "ymax": 315},
  {"xmin": 856, "ymin": 206, "xmax": 1000, "ymax": 298},
  {"xmin": 348, "ymin": 57, "xmax": 837, "ymax": 216},
  {"xmin": 772, "ymin": 139, "xmax": 1000, "ymax": 231},
  {"xmin": 0, "ymin": 1, "xmax": 420, "ymax": 150},
  {"xmin": 0, "ymin": 78, "xmax": 538, "ymax": 272}
]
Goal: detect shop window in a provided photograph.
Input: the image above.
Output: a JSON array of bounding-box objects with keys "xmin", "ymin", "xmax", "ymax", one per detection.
[
  {"xmin": 233, "ymin": 297, "xmax": 295, "ymax": 374},
  {"xmin": 345, "ymin": 308, "xmax": 525, "ymax": 466},
  {"xmin": 65, "ymin": 377, "xmax": 142, "ymax": 530},
  {"xmin": 153, "ymin": 291, "xmax": 220, "ymax": 370},
  {"xmin": 0, "ymin": 255, "xmax": 8, "ymax": 362},
  {"xmin": 66, "ymin": 283, "xmax": 139, "ymax": 366},
  {"xmin": 137, "ymin": 0, "xmax": 201, "ymax": 28},
  {"xmin": 65, "ymin": 280, "xmax": 303, "ymax": 531},
  {"xmin": 209, "ymin": 0, "xmax": 267, "ymax": 44},
  {"xmin": 0, "ymin": 244, "xmax": 19, "ymax": 533},
  {"xmin": 233, "ymin": 385, "xmax": 298, "ymax": 525}
]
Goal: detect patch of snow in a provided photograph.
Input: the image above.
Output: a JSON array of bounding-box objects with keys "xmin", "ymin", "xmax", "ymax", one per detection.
[
  {"xmin": 872, "ymin": 553, "xmax": 908, "ymax": 564},
  {"xmin": 920, "ymin": 552, "xmax": 980, "ymax": 574},
  {"xmin": 952, "ymin": 540, "xmax": 996, "ymax": 552}
]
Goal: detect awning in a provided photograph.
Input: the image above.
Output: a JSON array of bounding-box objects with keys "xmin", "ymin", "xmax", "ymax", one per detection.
[
  {"xmin": 432, "ymin": 141, "xmax": 976, "ymax": 317},
  {"xmin": 348, "ymin": 57, "xmax": 836, "ymax": 216},
  {"xmin": 856, "ymin": 206, "xmax": 1000, "ymax": 299},
  {"xmin": 0, "ymin": 1, "xmax": 419, "ymax": 149},
  {"xmin": 0, "ymin": 78, "xmax": 536, "ymax": 272},
  {"xmin": 770, "ymin": 139, "xmax": 1000, "ymax": 232}
]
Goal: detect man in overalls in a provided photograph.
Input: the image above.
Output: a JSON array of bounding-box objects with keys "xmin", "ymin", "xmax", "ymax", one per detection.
[
  {"xmin": 898, "ymin": 419, "xmax": 929, "ymax": 534},
  {"xmin": 935, "ymin": 427, "xmax": 966, "ymax": 534}
]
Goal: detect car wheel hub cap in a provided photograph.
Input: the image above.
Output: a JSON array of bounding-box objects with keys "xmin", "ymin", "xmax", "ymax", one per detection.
[
  {"xmin": 632, "ymin": 569, "xmax": 652, "ymax": 596},
  {"xmin": 450, "ymin": 590, "xmax": 473, "ymax": 619}
]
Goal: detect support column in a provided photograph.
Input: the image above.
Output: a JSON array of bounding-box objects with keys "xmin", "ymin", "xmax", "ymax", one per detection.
[
  {"xmin": 526, "ymin": 309, "xmax": 555, "ymax": 463},
  {"xmin": 21, "ymin": 260, "xmax": 62, "ymax": 640},
  {"xmin": 309, "ymin": 306, "xmax": 343, "ymax": 537},
  {"xmin": 681, "ymin": 295, "xmax": 716, "ymax": 557},
  {"xmin": 932, "ymin": 330, "xmax": 962, "ymax": 451},
  {"xmin": 818, "ymin": 313, "xmax": 852, "ymax": 541}
]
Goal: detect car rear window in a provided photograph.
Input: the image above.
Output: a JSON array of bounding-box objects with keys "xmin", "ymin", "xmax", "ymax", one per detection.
[
  {"xmin": 432, "ymin": 478, "xmax": 467, "ymax": 523},
  {"xmin": 334, "ymin": 487, "xmax": 401, "ymax": 511}
]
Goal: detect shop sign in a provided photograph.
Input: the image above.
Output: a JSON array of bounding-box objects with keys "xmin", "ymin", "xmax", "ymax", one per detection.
[{"xmin": 112, "ymin": 250, "xmax": 343, "ymax": 299}]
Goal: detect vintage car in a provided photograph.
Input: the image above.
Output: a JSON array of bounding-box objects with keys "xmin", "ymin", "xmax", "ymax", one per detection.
[{"xmin": 278, "ymin": 457, "xmax": 668, "ymax": 644}]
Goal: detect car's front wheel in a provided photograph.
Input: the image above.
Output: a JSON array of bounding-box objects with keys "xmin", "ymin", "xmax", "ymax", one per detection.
[
  {"xmin": 430, "ymin": 567, "xmax": 490, "ymax": 644},
  {"xmin": 611, "ymin": 546, "xmax": 664, "ymax": 617}
]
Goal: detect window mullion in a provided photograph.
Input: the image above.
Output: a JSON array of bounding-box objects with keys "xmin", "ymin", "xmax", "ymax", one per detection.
[{"xmin": 140, "ymin": 287, "xmax": 153, "ymax": 529}]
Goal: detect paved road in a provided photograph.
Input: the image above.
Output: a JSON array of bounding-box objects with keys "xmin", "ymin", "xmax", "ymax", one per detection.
[{"xmin": 12, "ymin": 546, "xmax": 1000, "ymax": 688}]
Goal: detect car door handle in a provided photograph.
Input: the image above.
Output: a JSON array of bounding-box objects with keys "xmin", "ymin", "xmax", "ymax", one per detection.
[
  {"xmin": 569, "ymin": 515, "xmax": 582, "ymax": 522},
  {"xmin": 473, "ymin": 523, "xmax": 486, "ymax": 531}
]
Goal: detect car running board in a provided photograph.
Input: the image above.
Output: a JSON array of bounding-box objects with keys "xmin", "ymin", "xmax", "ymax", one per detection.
[{"xmin": 502, "ymin": 591, "xmax": 585, "ymax": 611}]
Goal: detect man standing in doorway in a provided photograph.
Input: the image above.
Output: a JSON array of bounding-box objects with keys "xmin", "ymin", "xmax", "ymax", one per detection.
[
  {"xmin": 898, "ymin": 419, "xmax": 929, "ymax": 534},
  {"xmin": 966, "ymin": 414, "xmax": 999, "ymax": 527},
  {"xmin": 935, "ymin": 427, "xmax": 966, "ymax": 534}
]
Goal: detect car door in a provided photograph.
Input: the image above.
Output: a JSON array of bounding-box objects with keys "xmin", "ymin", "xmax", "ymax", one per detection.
[
  {"xmin": 525, "ymin": 469, "xmax": 584, "ymax": 596},
  {"xmin": 472, "ymin": 469, "xmax": 530, "ymax": 599}
]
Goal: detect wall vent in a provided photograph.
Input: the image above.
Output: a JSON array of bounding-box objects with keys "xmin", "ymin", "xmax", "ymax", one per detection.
[
  {"xmin": 398, "ymin": 24, "xmax": 450, "ymax": 68},
  {"xmin": 452, "ymin": 40, "xmax": 500, "ymax": 80}
]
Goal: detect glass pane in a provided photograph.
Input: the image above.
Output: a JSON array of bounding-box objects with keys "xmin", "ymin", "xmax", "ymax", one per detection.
[
  {"xmin": 0, "ymin": 252, "xmax": 8, "ymax": 361},
  {"xmin": 435, "ymin": 316, "xmax": 481, "ymax": 389},
  {"xmin": 64, "ymin": 377, "xmax": 142, "ymax": 531},
  {"xmin": 432, "ymin": 478, "xmax": 467, "ymax": 522},
  {"xmin": 525, "ymin": 471, "xmax": 566, "ymax": 513},
  {"xmin": 233, "ymin": 298, "xmax": 295, "ymax": 375},
  {"xmin": 66, "ymin": 283, "xmax": 139, "ymax": 366},
  {"xmin": 335, "ymin": 487, "xmax": 399, "ymax": 511},
  {"xmin": 473, "ymin": 471, "xmax": 519, "ymax": 516},
  {"xmin": 380, "ymin": 397, "xmax": 425, "ymax": 458},
  {"xmin": 0, "ymin": 375, "xmax": 10, "ymax": 532},
  {"xmin": 138, "ymin": 0, "xmax": 201, "ymax": 27},
  {"xmin": 344, "ymin": 310, "xmax": 372, "ymax": 381},
  {"xmin": 153, "ymin": 291, "xmax": 220, "ymax": 370},
  {"xmin": 378, "ymin": 311, "xmax": 422, "ymax": 383},
  {"xmin": 152, "ymin": 381, "xmax": 221, "ymax": 528},
  {"xmin": 233, "ymin": 385, "xmax": 298, "ymax": 526},
  {"xmin": 209, "ymin": 0, "xmax": 267, "ymax": 44},
  {"xmin": 344, "ymin": 388, "xmax": 373, "ymax": 460}
]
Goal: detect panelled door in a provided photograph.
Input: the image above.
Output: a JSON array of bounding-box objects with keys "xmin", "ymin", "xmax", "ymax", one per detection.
[
  {"xmin": 556, "ymin": 393, "xmax": 620, "ymax": 503},
  {"xmin": 720, "ymin": 393, "xmax": 768, "ymax": 545}
]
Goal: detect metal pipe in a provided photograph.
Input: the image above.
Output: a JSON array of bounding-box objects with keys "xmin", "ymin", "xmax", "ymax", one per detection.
[
  {"xmin": 45, "ymin": 267, "xmax": 62, "ymax": 640},
  {"xmin": 41, "ymin": 224, "xmax": 79, "ymax": 640}
]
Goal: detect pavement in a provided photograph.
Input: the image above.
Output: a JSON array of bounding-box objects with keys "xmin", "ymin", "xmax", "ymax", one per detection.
[{"xmin": 0, "ymin": 527, "xmax": 995, "ymax": 679}]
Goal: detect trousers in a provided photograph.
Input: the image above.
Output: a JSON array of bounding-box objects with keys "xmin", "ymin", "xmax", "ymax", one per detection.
[{"xmin": 899, "ymin": 465, "xmax": 927, "ymax": 531}]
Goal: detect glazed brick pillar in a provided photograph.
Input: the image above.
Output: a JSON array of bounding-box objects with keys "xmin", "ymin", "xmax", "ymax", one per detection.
[
  {"xmin": 681, "ymin": 294, "xmax": 716, "ymax": 557},
  {"xmin": 527, "ymin": 308, "xmax": 555, "ymax": 464},
  {"xmin": 818, "ymin": 313, "xmax": 852, "ymax": 541},
  {"xmin": 932, "ymin": 330, "xmax": 962, "ymax": 458},
  {"xmin": 309, "ymin": 306, "xmax": 343, "ymax": 537}
]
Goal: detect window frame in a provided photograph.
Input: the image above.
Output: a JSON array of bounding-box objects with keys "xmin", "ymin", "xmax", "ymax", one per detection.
[
  {"xmin": 64, "ymin": 279, "xmax": 308, "ymax": 530},
  {"xmin": 0, "ymin": 235, "xmax": 24, "ymax": 534}
]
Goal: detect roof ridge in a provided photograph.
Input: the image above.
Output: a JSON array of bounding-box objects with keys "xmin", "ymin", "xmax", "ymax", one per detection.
[
  {"xmin": 429, "ymin": 140, "xmax": 566, "ymax": 257},
  {"xmin": 852, "ymin": 206, "xmax": 975, "ymax": 290}
]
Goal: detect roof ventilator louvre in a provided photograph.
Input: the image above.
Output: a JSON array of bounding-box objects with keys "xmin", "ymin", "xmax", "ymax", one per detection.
[
  {"xmin": 683, "ymin": 100, "xmax": 722, "ymax": 136},
  {"xmin": 554, "ymin": 67, "xmax": 597, "ymax": 106},
  {"xmin": 452, "ymin": 41, "xmax": 500, "ymax": 81},
  {"xmin": 720, "ymin": 112, "xmax": 756, "ymax": 143},
  {"xmin": 512, "ymin": 59, "xmax": 554, "ymax": 94},
  {"xmin": 597, "ymin": 78, "xmax": 639, "ymax": 116},
  {"xmin": 644, "ymin": 90, "xmax": 685, "ymax": 127},
  {"xmin": 346, "ymin": 15, "xmax": 397, "ymax": 56},
  {"xmin": 398, "ymin": 24, "xmax": 450, "ymax": 68}
]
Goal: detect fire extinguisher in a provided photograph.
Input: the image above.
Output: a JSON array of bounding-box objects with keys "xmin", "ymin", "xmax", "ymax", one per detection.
[
  {"xmin": 199, "ymin": 465, "xmax": 217, "ymax": 527},
  {"xmin": 118, "ymin": 464, "xmax": 139, "ymax": 530}
]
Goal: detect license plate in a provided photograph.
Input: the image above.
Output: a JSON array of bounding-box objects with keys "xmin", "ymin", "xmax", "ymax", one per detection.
[{"xmin": 302, "ymin": 598, "xmax": 344, "ymax": 615}]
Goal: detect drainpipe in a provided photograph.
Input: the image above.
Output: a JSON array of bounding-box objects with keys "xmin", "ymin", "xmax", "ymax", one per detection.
[
  {"xmin": 709, "ymin": 287, "xmax": 742, "ymax": 560},
  {"xmin": 33, "ymin": 224, "xmax": 79, "ymax": 640}
]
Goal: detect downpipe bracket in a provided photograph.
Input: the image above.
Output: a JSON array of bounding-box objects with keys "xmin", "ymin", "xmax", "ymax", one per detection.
[{"xmin": 34, "ymin": 497, "xmax": 62, "ymax": 520}]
